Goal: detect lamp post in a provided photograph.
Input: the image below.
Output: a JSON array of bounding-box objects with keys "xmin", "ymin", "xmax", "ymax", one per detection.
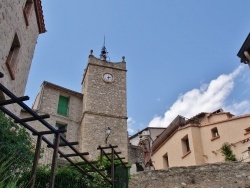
[{"xmin": 105, "ymin": 127, "xmax": 111, "ymax": 145}]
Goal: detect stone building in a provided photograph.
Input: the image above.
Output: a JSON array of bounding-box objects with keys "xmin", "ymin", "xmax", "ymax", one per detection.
[
  {"xmin": 21, "ymin": 50, "xmax": 128, "ymax": 161},
  {"xmin": 0, "ymin": 0, "xmax": 46, "ymax": 115},
  {"xmin": 151, "ymin": 109, "xmax": 250, "ymax": 169},
  {"xmin": 128, "ymin": 127, "xmax": 165, "ymax": 173}
]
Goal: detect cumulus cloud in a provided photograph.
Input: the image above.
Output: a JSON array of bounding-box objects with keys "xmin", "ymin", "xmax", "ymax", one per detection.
[
  {"xmin": 225, "ymin": 100, "xmax": 250, "ymax": 115},
  {"xmin": 127, "ymin": 117, "xmax": 136, "ymax": 136},
  {"xmin": 148, "ymin": 66, "xmax": 245, "ymax": 127}
]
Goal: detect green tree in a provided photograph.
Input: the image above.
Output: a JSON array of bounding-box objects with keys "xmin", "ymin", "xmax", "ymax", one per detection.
[
  {"xmin": 221, "ymin": 142, "xmax": 237, "ymax": 161},
  {"xmin": 0, "ymin": 112, "xmax": 34, "ymax": 172}
]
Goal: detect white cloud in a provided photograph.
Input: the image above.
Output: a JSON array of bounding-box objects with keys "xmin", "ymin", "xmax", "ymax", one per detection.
[
  {"xmin": 148, "ymin": 66, "xmax": 246, "ymax": 127},
  {"xmin": 225, "ymin": 101, "xmax": 250, "ymax": 115},
  {"xmin": 127, "ymin": 117, "xmax": 136, "ymax": 136}
]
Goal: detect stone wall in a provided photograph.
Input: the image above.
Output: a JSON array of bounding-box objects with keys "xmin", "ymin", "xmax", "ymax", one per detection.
[
  {"xmin": 129, "ymin": 162, "xmax": 250, "ymax": 188},
  {"xmin": 20, "ymin": 82, "xmax": 83, "ymax": 164},
  {"xmin": 0, "ymin": 0, "xmax": 41, "ymax": 115}
]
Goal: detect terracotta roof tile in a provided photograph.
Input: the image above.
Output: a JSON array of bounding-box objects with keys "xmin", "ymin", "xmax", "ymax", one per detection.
[{"xmin": 34, "ymin": 0, "xmax": 46, "ymax": 33}]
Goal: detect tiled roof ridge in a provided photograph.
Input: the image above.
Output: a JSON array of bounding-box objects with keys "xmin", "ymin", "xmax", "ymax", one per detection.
[
  {"xmin": 34, "ymin": 0, "xmax": 46, "ymax": 33},
  {"xmin": 200, "ymin": 113, "xmax": 250, "ymax": 127}
]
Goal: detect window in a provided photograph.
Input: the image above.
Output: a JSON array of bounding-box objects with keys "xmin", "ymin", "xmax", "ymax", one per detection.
[
  {"xmin": 163, "ymin": 153, "xmax": 169, "ymax": 169},
  {"xmin": 211, "ymin": 127, "xmax": 219, "ymax": 137},
  {"xmin": 23, "ymin": 0, "xmax": 33, "ymax": 26},
  {"xmin": 6, "ymin": 34, "xmax": 20, "ymax": 80},
  {"xmin": 211, "ymin": 127, "xmax": 220, "ymax": 140},
  {"xmin": 244, "ymin": 127, "xmax": 250, "ymax": 135},
  {"xmin": 55, "ymin": 123, "xmax": 67, "ymax": 144},
  {"xmin": 57, "ymin": 95, "xmax": 69, "ymax": 116},
  {"xmin": 181, "ymin": 135, "xmax": 191, "ymax": 157}
]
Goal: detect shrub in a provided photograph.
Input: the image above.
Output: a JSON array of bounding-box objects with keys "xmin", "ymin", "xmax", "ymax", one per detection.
[
  {"xmin": 221, "ymin": 142, "xmax": 237, "ymax": 161},
  {"xmin": 19, "ymin": 164, "xmax": 111, "ymax": 188},
  {"xmin": 0, "ymin": 112, "xmax": 34, "ymax": 172}
]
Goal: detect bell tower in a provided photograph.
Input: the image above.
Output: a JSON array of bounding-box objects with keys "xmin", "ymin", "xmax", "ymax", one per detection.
[{"xmin": 79, "ymin": 46, "xmax": 128, "ymax": 160}]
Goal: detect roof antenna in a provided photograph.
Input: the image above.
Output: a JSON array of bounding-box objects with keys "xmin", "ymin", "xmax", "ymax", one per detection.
[{"xmin": 100, "ymin": 36, "xmax": 108, "ymax": 61}]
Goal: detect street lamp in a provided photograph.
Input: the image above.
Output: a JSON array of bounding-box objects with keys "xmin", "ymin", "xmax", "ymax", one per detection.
[{"xmin": 105, "ymin": 127, "xmax": 111, "ymax": 145}]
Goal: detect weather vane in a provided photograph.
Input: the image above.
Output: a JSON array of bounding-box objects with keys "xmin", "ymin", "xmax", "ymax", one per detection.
[{"xmin": 100, "ymin": 36, "xmax": 109, "ymax": 61}]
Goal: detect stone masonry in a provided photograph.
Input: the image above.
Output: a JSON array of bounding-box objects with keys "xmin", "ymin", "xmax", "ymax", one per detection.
[
  {"xmin": 79, "ymin": 54, "xmax": 128, "ymax": 160},
  {"xmin": 21, "ymin": 53, "xmax": 128, "ymax": 163},
  {"xmin": 0, "ymin": 0, "xmax": 45, "ymax": 115},
  {"xmin": 129, "ymin": 162, "xmax": 250, "ymax": 188},
  {"xmin": 20, "ymin": 81, "xmax": 83, "ymax": 163}
]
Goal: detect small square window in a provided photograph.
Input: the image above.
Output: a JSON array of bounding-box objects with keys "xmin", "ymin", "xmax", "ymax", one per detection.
[
  {"xmin": 23, "ymin": 0, "xmax": 33, "ymax": 26},
  {"xmin": 211, "ymin": 127, "xmax": 219, "ymax": 138},
  {"xmin": 6, "ymin": 33, "xmax": 20, "ymax": 80},
  {"xmin": 181, "ymin": 135, "xmax": 190, "ymax": 155}
]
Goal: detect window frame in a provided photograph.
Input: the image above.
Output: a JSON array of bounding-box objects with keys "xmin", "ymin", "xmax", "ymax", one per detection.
[
  {"xmin": 211, "ymin": 127, "xmax": 220, "ymax": 141},
  {"xmin": 23, "ymin": 0, "xmax": 33, "ymax": 26},
  {"xmin": 163, "ymin": 152, "xmax": 169, "ymax": 169},
  {"xmin": 6, "ymin": 33, "xmax": 20, "ymax": 80},
  {"xmin": 57, "ymin": 95, "xmax": 69, "ymax": 116},
  {"xmin": 181, "ymin": 135, "xmax": 191, "ymax": 158},
  {"xmin": 244, "ymin": 127, "xmax": 250, "ymax": 135},
  {"xmin": 55, "ymin": 122, "xmax": 67, "ymax": 144}
]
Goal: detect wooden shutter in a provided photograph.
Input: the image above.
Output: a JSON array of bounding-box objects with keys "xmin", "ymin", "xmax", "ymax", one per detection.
[{"xmin": 57, "ymin": 96, "xmax": 69, "ymax": 116}]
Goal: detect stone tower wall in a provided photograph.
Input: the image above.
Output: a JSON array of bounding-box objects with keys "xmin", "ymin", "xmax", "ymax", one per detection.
[
  {"xmin": 79, "ymin": 55, "xmax": 128, "ymax": 160},
  {"xmin": 0, "ymin": 0, "xmax": 42, "ymax": 115},
  {"xmin": 82, "ymin": 56, "xmax": 127, "ymax": 116}
]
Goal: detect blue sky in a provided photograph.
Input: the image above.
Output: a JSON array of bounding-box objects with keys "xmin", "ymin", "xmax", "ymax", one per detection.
[{"xmin": 25, "ymin": 1, "xmax": 250, "ymax": 135}]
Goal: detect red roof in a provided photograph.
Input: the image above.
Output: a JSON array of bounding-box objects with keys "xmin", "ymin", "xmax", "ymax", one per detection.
[{"xmin": 34, "ymin": 0, "xmax": 46, "ymax": 33}]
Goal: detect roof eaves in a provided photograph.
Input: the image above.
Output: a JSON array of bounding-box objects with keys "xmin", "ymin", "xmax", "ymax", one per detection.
[
  {"xmin": 34, "ymin": 0, "xmax": 46, "ymax": 34},
  {"xmin": 151, "ymin": 115, "xmax": 186, "ymax": 152},
  {"xmin": 42, "ymin": 81, "xmax": 83, "ymax": 98},
  {"xmin": 129, "ymin": 127, "xmax": 148, "ymax": 139},
  {"xmin": 200, "ymin": 113, "xmax": 250, "ymax": 127}
]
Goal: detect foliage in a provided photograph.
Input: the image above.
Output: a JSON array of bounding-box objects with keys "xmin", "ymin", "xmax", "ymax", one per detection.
[
  {"xmin": 221, "ymin": 142, "xmax": 237, "ymax": 161},
  {"xmin": 0, "ymin": 112, "xmax": 34, "ymax": 187},
  {"xmin": 18, "ymin": 155, "xmax": 129, "ymax": 187},
  {"xmin": 0, "ymin": 112, "xmax": 34, "ymax": 172},
  {"xmin": 0, "ymin": 153, "xmax": 27, "ymax": 188},
  {"xmin": 19, "ymin": 161, "xmax": 112, "ymax": 188},
  {"xmin": 19, "ymin": 165, "xmax": 88, "ymax": 188}
]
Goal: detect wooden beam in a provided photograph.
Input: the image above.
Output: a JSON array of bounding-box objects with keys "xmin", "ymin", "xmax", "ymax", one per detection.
[
  {"xmin": 15, "ymin": 114, "xmax": 50, "ymax": 123},
  {"xmin": 0, "ymin": 96, "xmax": 29, "ymax": 105},
  {"xmin": 60, "ymin": 152, "xmax": 89, "ymax": 158}
]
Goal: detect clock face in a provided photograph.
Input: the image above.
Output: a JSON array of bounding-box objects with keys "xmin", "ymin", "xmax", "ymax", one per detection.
[{"xmin": 103, "ymin": 73, "xmax": 113, "ymax": 82}]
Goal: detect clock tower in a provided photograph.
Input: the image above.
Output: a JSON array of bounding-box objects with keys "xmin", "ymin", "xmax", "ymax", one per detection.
[{"xmin": 79, "ymin": 48, "xmax": 128, "ymax": 160}]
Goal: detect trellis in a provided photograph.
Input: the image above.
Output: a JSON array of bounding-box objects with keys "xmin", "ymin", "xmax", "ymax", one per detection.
[{"xmin": 0, "ymin": 72, "xmax": 128, "ymax": 188}]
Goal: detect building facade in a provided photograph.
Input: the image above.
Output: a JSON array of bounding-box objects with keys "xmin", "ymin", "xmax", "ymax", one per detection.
[
  {"xmin": 0, "ymin": 0, "xmax": 45, "ymax": 115},
  {"xmin": 128, "ymin": 127, "xmax": 165, "ymax": 173},
  {"xmin": 21, "ymin": 50, "xmax": 128, "ymax": 161},
  {"xmin": 152, "ymin": 109, "xmax": 250, "ymax": 170}
]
